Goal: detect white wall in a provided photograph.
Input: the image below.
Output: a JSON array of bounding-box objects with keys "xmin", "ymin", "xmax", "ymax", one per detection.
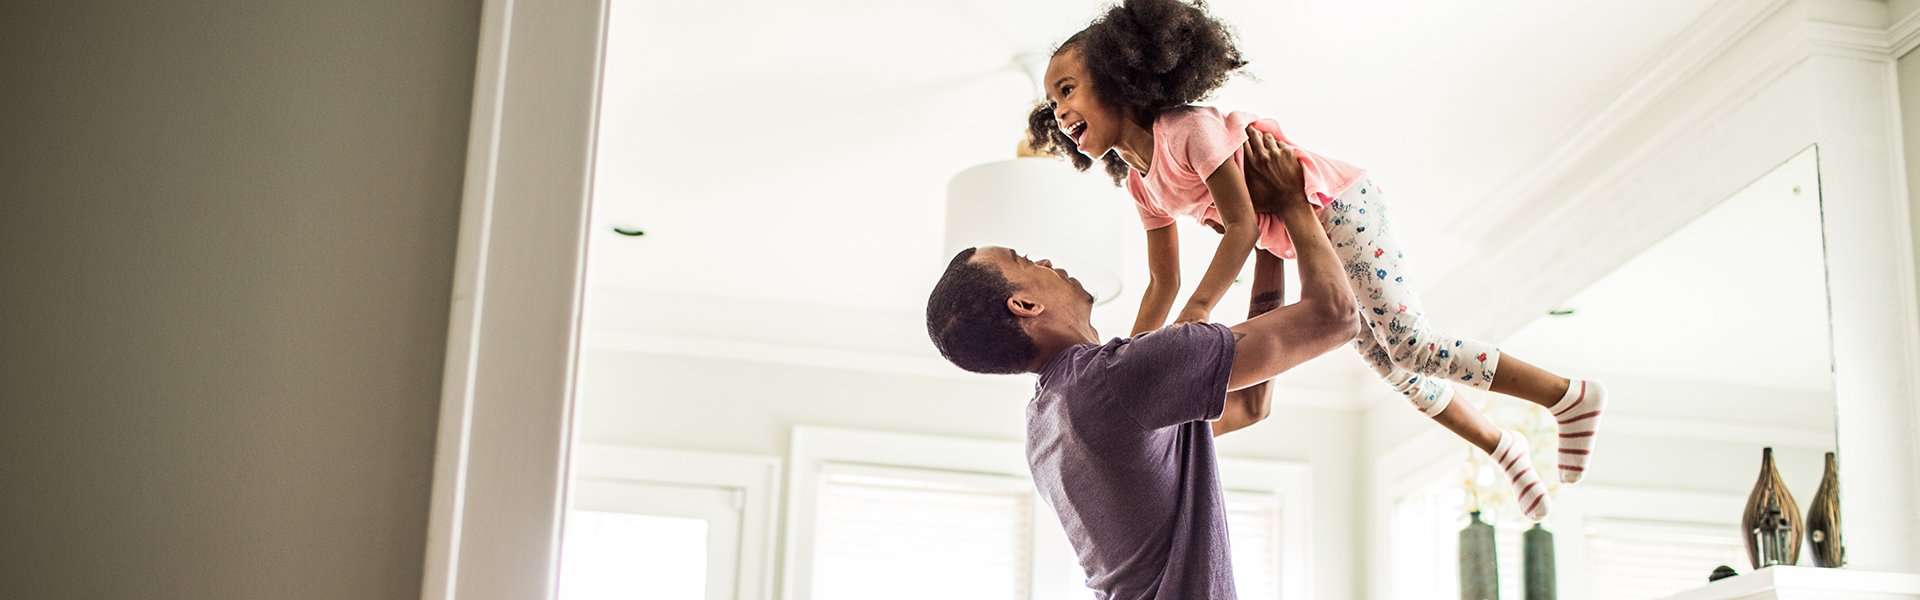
[
  {"xmin": 0, "ymin": 2, "xmax": 478, "ymax": 598},
  {"xmin": 575, "ymin": 346, "xmax": 1366, "ymax": 598}
]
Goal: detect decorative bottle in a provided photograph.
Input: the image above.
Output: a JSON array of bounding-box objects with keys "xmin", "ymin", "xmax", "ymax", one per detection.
[
  {"xmin": 1806, "ymin": 451, "xmax": 1845, "ymax": 567},
  {"xmin": 1740, "ymin": 447, "xmax": 1802, "ymax": 569}
]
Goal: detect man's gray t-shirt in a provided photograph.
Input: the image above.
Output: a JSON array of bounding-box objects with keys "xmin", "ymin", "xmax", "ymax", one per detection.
[{"xmin": 1026, "ymin": 322, "xmax": 1238, "ymax": 600}]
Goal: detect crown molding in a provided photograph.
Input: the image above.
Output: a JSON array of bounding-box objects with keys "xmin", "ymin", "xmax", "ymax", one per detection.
[
  {"xmin": 1427, "ymin": 0, "xmax": 1920, "ymax": 341},
  {"xmin": 1447, "ymin": 0, "xmax": 1798, "ymax": 243},
  {"xmin": 1807, "ymin": 21, "xmax": 1898, "ymax": 61},
  {"xmin": 1428, "ymin": 9, "xmax": 1819, "ymax": 339},
  {"xmin": 1894, "ymin": 6, "xmax": 1920, "ymax": 58}
]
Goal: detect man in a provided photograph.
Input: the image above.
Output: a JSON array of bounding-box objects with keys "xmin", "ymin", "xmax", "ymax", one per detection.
[{"xmin": 924, "ymin": 130, "xmax": 1359, "ymax": 599}]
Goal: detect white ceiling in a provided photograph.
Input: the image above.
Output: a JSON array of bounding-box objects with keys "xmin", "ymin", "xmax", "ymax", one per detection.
[{"xmin": 580, "ymin": 0, "xmax": 1842, "ymax": 400}]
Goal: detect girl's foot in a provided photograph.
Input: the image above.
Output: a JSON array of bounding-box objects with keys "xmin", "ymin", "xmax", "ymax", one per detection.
[
  {"xmin": 1495, "ymin": 431, "xmax": 1551, "ymax": 521},
  {"xmin": 1550, "ymin": 379, "xmax": 1607, "ymax": 484}
]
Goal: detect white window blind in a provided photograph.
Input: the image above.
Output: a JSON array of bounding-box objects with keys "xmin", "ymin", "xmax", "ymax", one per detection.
[
  {"xmin": 1043, "ymin": 492, "xmax": 1286, "ymax": 599},
  {"xmin": 1586, "ymin": 518, "xmax": 1744, "ymax": 600},
  {"xmin": 1226, "ymin": 494, "xmax": 1283, "ymax": 599},
  {"xmin": 811, "ymin": 465, "xmax": 1034, "ymax": 600}
]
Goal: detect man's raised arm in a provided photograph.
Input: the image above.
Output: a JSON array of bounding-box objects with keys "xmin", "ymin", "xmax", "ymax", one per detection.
[
  {"xmin": 1225, "ymin": 130, "xmax": 1358, "ymax": 392},
  {"xmin": 1213, "ymin": 248, "xmax": 1284, "ymax": 436}
]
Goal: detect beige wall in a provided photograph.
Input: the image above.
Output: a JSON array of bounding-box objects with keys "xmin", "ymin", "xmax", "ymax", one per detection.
[
  {"xmin": 0, "ymin": 1, "xmax": 478, "ymax": 598},
  {"xmin": 1903, "ymin": 49, "xmax": 1920, "ymax": 307}
]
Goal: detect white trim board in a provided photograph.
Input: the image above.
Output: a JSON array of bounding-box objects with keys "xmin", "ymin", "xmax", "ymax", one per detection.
[
  {"xmin": 1661, "ymin": 566, "xmax": 1920, "ymax": 599},
  {"xmin": 418, "ymin": 0, "xmax": 609, "ymax": 597}
]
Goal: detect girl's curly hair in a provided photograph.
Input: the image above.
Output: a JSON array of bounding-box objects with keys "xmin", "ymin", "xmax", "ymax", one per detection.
[{"xmin": 1026, "ymin": 0, "xmax": 1247, "ymax": 186}]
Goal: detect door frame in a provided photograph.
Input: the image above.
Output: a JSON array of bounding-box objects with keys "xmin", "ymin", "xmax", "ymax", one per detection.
[{"xmin": 418, "ymin": 0, "xmax": 610, "ymax": 598}]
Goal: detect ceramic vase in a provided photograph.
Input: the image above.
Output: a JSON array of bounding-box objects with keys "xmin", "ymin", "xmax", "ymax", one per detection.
[
  {"xmin": 1460, "ymin": 511, "xmax": 1499, "ymax": 600},
  {"xmin": 1740, "ymin": 447, "xmax": 1802, "ymax": 569},
  {"xmin": 1806, "ymin": 451, "xmax": 1845, "ymax": 567},
  {"xmin": 1523, "ymin": 523, "xmax": 1556, "ymax": 600}
]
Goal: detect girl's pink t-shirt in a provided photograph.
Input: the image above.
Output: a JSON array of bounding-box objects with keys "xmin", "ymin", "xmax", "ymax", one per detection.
[{"xmin": 1124, "ymin": 106, "xmax": 1366, "ymax": 259}]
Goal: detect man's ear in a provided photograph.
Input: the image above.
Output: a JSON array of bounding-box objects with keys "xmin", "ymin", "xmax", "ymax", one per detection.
[{"xmin": 1007, "ymin": 295, "xmax": 1046, "ymax": 318}]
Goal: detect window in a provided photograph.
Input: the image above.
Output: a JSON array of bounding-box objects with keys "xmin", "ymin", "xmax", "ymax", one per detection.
[
  {"xmin": 810, "ymin": 465, "xmax": 1034, "ymax": 599},
  {"xmin": 562, "ymin": 479, "xmax": 742, "ymax": 600},
  {"xmin": 560, "ymin": 445, "xmax": 782, "ymax": 600},
  {"xmin": 560, "ymin": 511, "xmax": 710, "ymax": 600},
  {"xmin": 1390, "ymin": 475, "xmax": 1553, "ymax": 599},
  {"xmin": 1226, "ymin": 492, "xmax": 1285, "ymax": 599},
  {"xmin": 1584, "ymin": 519, "xmax": 1745, "ymax": 600},
  {"xmin": 1040, "ymin": 489, "xmax": 1287, "ymax": 599},
  {"xmin": 787, "ymin": 427, "xmax": 1314, "ymax": 600}
]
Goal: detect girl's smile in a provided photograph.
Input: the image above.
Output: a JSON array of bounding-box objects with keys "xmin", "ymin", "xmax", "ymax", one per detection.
[{"xmin": 1043, "ymin": 48, "xmax": 1154, "ymax": 173}]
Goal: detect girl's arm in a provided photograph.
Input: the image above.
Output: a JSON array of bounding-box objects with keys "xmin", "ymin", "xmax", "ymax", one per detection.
[
  {"xmin": 1130, "ymin": 224, "xmax": 1181, "ymax": 337},
  {"xmin": 1175, "ymin": 160, "xmax": 1260, "ymax": 324}
]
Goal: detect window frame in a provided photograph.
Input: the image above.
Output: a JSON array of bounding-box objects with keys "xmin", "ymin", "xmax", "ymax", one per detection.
[
  {"xmin": 568, "ymin": 444, "xmax": 783, "ymax": 600},
  {"xmin": 785, "ymin": 426, "xmax": 1313, "ymax": 600}
]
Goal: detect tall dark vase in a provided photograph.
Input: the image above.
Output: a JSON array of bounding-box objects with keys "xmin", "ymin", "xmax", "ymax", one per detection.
[
  {"xmin": 1740, "ymin": 447, "xmax": 1803, "ymax": 569},
  {"xmin": 1460, "ymin": 511, "xmax": 1499, "ymax": 600},
  {"xmin": 1523, "ymin": 523, "xmax": 1557, "ymax": 600},
  {"xmin": 1807, "ymin": 452, "xmax": 1845, "ymax": 567}
]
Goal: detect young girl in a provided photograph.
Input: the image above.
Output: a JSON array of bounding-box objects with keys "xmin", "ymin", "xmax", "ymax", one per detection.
[{"xmin": 1024, "ymin": 0, "xmax": 1603, "ymax": 520}]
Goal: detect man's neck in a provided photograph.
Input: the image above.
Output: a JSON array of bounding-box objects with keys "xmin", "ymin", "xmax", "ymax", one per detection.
[{"xmin": 1026, "ymin": 329, "xmax": 1099, "ymax": 373}]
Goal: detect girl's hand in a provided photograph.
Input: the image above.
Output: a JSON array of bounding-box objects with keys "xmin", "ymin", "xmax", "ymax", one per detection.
[{"xmin": 1175, "ymin": 304, "xmax": 1212, "ymax": 325}]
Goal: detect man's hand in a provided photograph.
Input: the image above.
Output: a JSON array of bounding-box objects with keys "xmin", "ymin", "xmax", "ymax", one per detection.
[{"xmin": 1243, "ymin": 125, "xmax": 1305, "ymax": 214}]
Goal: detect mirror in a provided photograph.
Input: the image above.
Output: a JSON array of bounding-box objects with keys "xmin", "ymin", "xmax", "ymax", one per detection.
[{"xmin": 1377, "ymin": 148, "xmax": 1836, "ymax": 599}]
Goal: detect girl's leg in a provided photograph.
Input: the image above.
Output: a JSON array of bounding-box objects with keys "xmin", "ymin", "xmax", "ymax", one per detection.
[
  {"xmin": 1324, "ymin": 178, "xmax": 1605, "ymax": 483},
  {"xmin": 1351, "ymin": 315, "xmax": 1455, "ymax": 417},
  {"xmin": 1319, "ymin": 181, "xmax": 1504, "ymax": 390},
  {"xmin": 1353, "ymin": 318, "xmax": 1552, "ymax": 519},
  {"xmin": 1505, "ymin": 363, "xmax": 1607, "ymax": 484},
  {"xmin": 1489, "ymin": 355, "xmax": 1567, "ymax": 407},
  {"xmin": 1431, "ymin": 400, "xmax": 1551, "ymax": 520}
]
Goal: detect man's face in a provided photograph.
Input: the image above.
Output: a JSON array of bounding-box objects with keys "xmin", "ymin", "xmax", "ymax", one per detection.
[{"xmin": 974, "ymin": 246, "xmax": 1095, "ymax": 318}]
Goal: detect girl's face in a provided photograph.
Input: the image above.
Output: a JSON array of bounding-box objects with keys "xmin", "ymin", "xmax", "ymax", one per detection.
[{"xmin": 1043, "ymin": 48, "xmax": 1128, "ymax": 160}]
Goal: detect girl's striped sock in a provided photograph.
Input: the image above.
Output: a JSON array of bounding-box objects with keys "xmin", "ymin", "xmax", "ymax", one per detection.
[
  {"xmin": 1550, "ymin": 379, "xmax": 1606, "ymax": 484},
  {"xmin": 1494, "ymin": 430, "xmax": 1551, "ymax": 521}
]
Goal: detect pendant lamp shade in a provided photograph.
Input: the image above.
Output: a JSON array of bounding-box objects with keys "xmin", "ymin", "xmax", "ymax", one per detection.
[{"xmin": 944, "ymin": 158, "xmax": 1128, "ymax": 305}]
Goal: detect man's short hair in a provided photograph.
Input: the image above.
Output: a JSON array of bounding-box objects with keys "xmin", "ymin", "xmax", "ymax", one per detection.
[{"xmin": 926, "ymin": 248, "xmax": 1038, "ymax": 374}]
